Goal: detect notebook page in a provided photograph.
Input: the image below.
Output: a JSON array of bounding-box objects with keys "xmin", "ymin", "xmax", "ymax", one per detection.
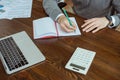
[
  {"xmin": 57, "ymin": 17, "xmax": 81, "ymax": 36},
  {"xmin": 33, "ymin": 17, "xmax": 57, "ymax": 39}
]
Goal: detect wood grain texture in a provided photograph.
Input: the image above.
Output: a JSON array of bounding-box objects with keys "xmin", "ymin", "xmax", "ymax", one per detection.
[{"xmin": 0, "ymin": 0, "xmax": 120, "ymax": 80}]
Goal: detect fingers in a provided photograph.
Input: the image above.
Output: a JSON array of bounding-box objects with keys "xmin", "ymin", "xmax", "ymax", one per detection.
[
  {"xmin": 58, "ymin": 15, "xmax": 76, "ymax": 32},
  {"xmin": 92, "ymin": 27, "xmax": 101, "ymax": 33},
  {"xmin": 81, "ymin": 17, "xmax": 108, "ymax": 33},
  {"xmin": 60, "ymin": 20, "xmax": 76, "ymax": 32},
  {"xmin": 82, "ymin": 23, "xmax": 96, "ymax": 32},
  {"xmin": 81, "ymin": 18, "xmax": 96, "ymax": 28}
]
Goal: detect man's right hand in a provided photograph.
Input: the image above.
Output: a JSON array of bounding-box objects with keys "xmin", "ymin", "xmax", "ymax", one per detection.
[{"xmin": 57, "ymin": 15, "xmax": 76, "ymax": 32}]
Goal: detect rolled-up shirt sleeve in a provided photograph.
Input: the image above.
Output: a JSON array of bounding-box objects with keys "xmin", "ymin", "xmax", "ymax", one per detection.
[
  {"xmin": 111, "ymin": 0, "xmax": 120, "ymax": 27},
  {"xmin": 55, "ymin": 13, "xmax": 64, "ymax": 21},
  {"xmin": 43, "ymin": 0, "xmax": 63, "ymax": 20},
  {"xmin": 108, "ymin": 15, "xmax": 120, "ymax": 28}
]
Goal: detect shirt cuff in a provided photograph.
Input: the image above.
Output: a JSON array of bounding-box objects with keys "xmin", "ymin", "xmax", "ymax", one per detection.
[
  {"xmin": 57, "ymin": 0, "xmax": 64, "ymax": 3},
  {"xmin": 55, "ymin": 13, "xmax": 64, "ymax": 21},
  {"xmin": 108, "ymin": 16, "xmax": 116, "ymax": 28}
]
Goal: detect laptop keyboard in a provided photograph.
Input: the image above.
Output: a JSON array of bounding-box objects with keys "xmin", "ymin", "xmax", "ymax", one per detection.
[{"xmin": 0, "ymin": 37, "xmax": 28, "ymax": 71}]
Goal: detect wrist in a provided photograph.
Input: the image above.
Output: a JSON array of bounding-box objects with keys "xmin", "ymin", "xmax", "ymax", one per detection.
[{"xmin": 57, "ymin": 15, "xmax": 66, "ymax": 24}]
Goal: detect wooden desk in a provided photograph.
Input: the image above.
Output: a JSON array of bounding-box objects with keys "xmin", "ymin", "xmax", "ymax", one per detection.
[{"xmin": 0, "ymin": 1, "xmax": 120, "ymax": 80}]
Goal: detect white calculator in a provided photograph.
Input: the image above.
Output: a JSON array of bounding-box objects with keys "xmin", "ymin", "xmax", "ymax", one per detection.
[{"xmin": 65, "ymin": 47, "xmax": 96, "ymax": 75}]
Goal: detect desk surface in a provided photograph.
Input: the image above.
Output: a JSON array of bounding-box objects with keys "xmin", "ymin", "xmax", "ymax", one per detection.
[{"xmin": 0, "ymin": 1, "xmax": 120, "ymax": 80}]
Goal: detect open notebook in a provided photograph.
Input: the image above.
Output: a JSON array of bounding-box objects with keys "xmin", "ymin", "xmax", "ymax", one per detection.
[
  {"xmin": 33, "ymin": 17, "xmax": 81, "ymax": 39},
  {"xmin": 0, "ymin": 31, "xmax": 45, "ymax": 74}
]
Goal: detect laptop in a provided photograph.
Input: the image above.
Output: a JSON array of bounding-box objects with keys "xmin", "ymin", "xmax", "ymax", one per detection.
[{"xmin": 0, "ymin": 31, "xmax": 45, "ymax": 74}]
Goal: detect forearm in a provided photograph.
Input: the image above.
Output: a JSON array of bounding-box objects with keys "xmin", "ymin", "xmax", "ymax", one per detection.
[{"xmin": 43, "ymin": 0, "xmax": 62, "ymax": 20}]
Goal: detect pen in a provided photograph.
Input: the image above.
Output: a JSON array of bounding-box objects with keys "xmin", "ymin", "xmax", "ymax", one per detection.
[{"xmin": 62, "ymin": 8, "xmax": 73, "ymax": 26}]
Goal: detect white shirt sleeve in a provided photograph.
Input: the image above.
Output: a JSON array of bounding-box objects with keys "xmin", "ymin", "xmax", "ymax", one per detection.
[
  {"xmin": 55, "ymin": 13, "xmax": 64, "ymax": 21},
  {"xmin": 108, "ymin": 16, "xmax": 116, "ymax": 28}
]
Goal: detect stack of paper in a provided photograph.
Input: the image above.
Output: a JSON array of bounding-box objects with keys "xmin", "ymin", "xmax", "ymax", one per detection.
[{"xmin": 0, "ymin": 0, "xmax": 32, "ymax": 19}]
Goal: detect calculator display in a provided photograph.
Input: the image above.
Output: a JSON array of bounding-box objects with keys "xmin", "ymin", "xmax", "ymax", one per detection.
[{"xmin": 70, "ymin": 63, "xmax": 85, "ymax": 70}]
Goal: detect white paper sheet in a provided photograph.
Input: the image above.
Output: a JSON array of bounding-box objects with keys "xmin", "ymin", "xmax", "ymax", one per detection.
[{"xmin": 0, "ymin": 0, "xmax": 32, "ymax": 19}]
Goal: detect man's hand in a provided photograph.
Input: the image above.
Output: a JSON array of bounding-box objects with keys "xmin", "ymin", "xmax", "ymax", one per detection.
[
  {"xmin": 57, "ymin": 15, "xmax": 76, "ymax": 32},
  {"xmin": 81, "ymin": 17, "xmax": 109, "ymax": 33}
]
